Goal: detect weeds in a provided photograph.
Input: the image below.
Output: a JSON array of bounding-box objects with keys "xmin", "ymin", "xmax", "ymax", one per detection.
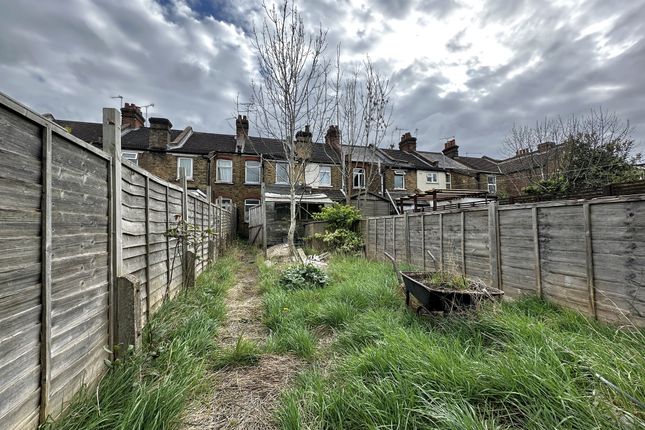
[
  {"xmin": 266, "ymin": 256, "xmax": 645, "ymax": 429},
  {"xmin": 43, "ymin": 251, "xmax": 240, "ymax": 430},
  {"xmin": 211, "ymin": 336, "xmax": 261, "ymax": 370}
]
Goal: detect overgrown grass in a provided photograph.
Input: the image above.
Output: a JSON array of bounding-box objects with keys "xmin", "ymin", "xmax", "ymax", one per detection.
[
  {"xmin": 44, "ymin": 250, "xmax": 240, "ymax": 430},
  {"xmin": 261, "ymin": 256, "xmax": 645, "ymax": 429}
]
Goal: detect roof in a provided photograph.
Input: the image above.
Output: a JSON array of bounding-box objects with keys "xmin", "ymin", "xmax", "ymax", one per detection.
[
  {"xmin": 491, "ymin": 146, "xmax": 562, "ymax": 174},
  {"xmin": 341, "ymin": 145, "xmax": 386, "ymax": 164},
  {"xmin": 417, "ymin": 151, "xmax": 473, "ymax": 171},
  {"xmin": 379, "ymin": 148, "xmax": 440, "ymax": 170},
  {"xmin": 55, "ymin": 119, "xmax": 339, "ymax": 164},
  {"xmin": 453, "ymin": 156, "xmax": 501, "ymax": 174},
  {"xmin": 264, "ymin": 183, "xmax": 342, "ymax": 203}
]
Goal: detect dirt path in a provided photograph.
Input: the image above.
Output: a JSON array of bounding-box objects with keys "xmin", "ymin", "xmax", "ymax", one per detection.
[{"xmin": 183, "ymin": 251, "xmax": 302, "ymax": 430}]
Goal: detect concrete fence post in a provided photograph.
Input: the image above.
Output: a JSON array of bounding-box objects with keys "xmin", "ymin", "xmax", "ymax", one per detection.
[{"xmin": 115, "ymin": 274, "xmax": 142, "ymax": 356}]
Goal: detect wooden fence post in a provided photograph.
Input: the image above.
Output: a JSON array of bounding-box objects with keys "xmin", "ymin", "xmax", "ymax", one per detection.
[
  {"xmin": 583, "ymin": 203, "xmax": 597, "ymax": 319},
  {"xmin": 532, "ymin": 206, "xmax": 542, "ymax": 298},
  {"xmin": 421, "ymin": 214, "xmax": 426, "ymax": 271},
  {"xmin": 461, "ymin": 211, "xmax": 466, "ymax": 274},
  {"xmin": 488, "ymin": 202, "xmax": 500, "ymax": 290},
  {"xmin": 144, "ymin": 176, "xmax": 151, "ymax": 321},
  {"xmin": 218, "ymin": 197, "xmax": 224, "ymax": 255},
  {"xmin": 165, "ymin": 185, "xmax": 171, "ymax": 288},
  {"xmin": 180, "ymin": 168, "xmax": 188, "ymax": 289},
  {"xmin": 102, "ymin": 108, "xmax": 122, "ymax": 354},
  {"xmin": 39, "ymin": 124, "xmax": 52, "ymax": 423},
  {"xmin": 392, "ymin": 217, "xmax": 397, "ymax": 260},
  {"xmin": 382, "ymin": 218, "xmax": 388, "ymax": 260},
  {"xmin": 404, "ymin": 212, "xmax": 411, "ymax": 264},
  {"xmin": 439, "ymin": 213, "xmax": 444, "ymax": 270}
]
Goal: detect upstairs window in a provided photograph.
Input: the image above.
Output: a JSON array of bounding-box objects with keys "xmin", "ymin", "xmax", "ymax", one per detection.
[
  {"xmin": 426, "ymin": 172, "xmax": 437, "ymax": 183},
  {"xmin": 353, "ymin": 168, "xmax": 365, "ymax": 189},
  {"xmin": 245, "ymin": 160, "xmax": 261, "ymax": 184},
  {"xmin": 319, "ymin": 165, "xmax": 331, "ymax": 186},
  {"xmin": 177, "ymin": 157, "xmax": 193, "ymax": 180},
  {"xmin": 487, "ymin": 175, "xmax": 497, "ymax": 193},
  {"xmin": 445, "ymin": 173, "xmax": 452, "ymax": 190},
  {"xmin": 394, "ymin": 171, "xmax": 406, "ymax": 189},
  {"xmin": 275, "ymin": 162, "xmax": 289, "ymax": 184},
  {"xmin": 122, "ymin": 151, "xmax": 138, "ymax": 165},
  {"xmin": 216, "ymin": 159, "xmax": 233, "ymax": 183}
]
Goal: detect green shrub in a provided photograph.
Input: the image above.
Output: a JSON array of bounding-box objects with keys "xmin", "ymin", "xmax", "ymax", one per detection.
[
  {"xmin": 280, "ymin": 264, "xmax": 329, "ymax": 290},
  {"xmin": 315, "ymin": 228, "xmax": 363, "ymax": 254},
  {"xmin": 312, "ymin": 204, "xmax": 362, "ymax": 229}
]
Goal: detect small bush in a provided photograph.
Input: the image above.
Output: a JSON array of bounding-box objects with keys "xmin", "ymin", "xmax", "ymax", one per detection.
[
  {"xmin": 280, "ymin": 264, "xmax": 329, "ymax": 290},
  {"xmin": 312, "ymin": 204, "xmax": 362, "ymax": 229},
  {"xmin": 315, "ymin": 228, "xmax": 363, "ymax": 254}
]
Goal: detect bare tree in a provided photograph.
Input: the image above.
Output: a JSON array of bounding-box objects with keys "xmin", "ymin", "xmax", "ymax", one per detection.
[
  {"xmin": 333, "ymin": 52, "xmax": 392, "ymax": 204},
  {"xmin": 250, "ymin": 0, "xmax": 331, "ymax": 258},
  {"xmin": 503, "ymin": 108, "xmax": 641, "ymax": 195}
]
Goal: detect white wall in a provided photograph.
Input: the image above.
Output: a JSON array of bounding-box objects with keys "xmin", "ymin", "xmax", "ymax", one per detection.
[
  {"xmin": 417, "ymin": 170, "xmax": 447, "ymax": 191},
  {"xmin": 304, "ymin": 163, "xmax": 332, "ymax": 188}
]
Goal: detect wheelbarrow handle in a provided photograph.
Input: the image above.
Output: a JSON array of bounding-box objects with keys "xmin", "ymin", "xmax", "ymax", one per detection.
[{"xmin": 384, "ymin": 252, "xmax": 402, "ymax": 283}]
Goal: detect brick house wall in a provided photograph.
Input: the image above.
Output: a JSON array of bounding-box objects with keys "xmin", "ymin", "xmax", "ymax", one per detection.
[
  {"xmin": 384, "ymin": 168, "xmax": 417, "ymax": 194},
  {"xmin": 137, "ymin": 152, "xmax": 209, "ymax": 190}
]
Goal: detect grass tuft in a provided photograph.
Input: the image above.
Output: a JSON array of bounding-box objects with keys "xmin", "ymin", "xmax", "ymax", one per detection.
[
  {"xmin": 211, "ymin": 336, "xmax": 262, "ymax": 369},
  {"xmin": 263, "ymin": 255, "xmax": 645, "ymax": 430},
  {"xmin": 43, "ymin": 250, "xmax": 240, "ymax": 430}
]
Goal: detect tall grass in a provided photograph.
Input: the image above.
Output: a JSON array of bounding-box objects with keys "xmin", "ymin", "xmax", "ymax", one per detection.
[
  {"xmin": 44, "ymin": 251, "xmax": 240, "ymax": 430},
  {"xmin": 265, "ymin": 256, "xmax": 645, "ymax": 429}
]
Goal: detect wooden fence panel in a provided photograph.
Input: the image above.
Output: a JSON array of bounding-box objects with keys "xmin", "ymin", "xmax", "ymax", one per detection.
[
  {"xmin": 394, "ymin": 216, "xmax": 406, "ymax": 262},
  {"xmin": 464, "ymin": 210, "xmax": 490, "ymax": 283},
  {"xmin": 49, "ymin": 134, "xmax": 110, "ymax": 416},
  {"xmin": 422, "ymin": 213, "xmax": 441, "ymax": 271},
  {"xmin": 538, "ymin": 205, "xmax": 589, "ymax": 313},
  {"xmin": 498, "ymin": 208, "xmax": 536, "ymax": 298},
  {"xmin": 0, "ymin": 105, "xmax": 44, "ymax": 430},
  {"xmin": 408, "ymin": 214, "xmax": 423, "ymax": 268},
  {"xmin": 442, "ymin": 213, "xmax": 462, "ymax": 273},
  {"xmin": 591, "ymin": 200, "xmax": 645, "ymax": 326}
]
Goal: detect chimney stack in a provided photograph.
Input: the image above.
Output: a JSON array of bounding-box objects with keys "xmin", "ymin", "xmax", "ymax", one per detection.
[
  {"xmin": 442, "ymin": 138, "xmax": 459, "ymax": 159},
  {"xmin": 398, "ymin": 132, "xmax": 417, "ymax": 152},
  {"xmin": 295, "ymin": 125, "xmax": 313, "ymax": 160},
  {"xmin": 148, "ymin": 117, "xmax": 172, "ymax": 150},
  {"xmin": 537, "ymin": 142, "xmax": 555, "ymax": 153},
  {"xmin": 121, "ymin": 103, "xmax": 145, "ymax": 129},
  {"xmin": 235, "ymin": 115, "xmax": 249, "ymax": 153},
  {"xmin": 325, "ymin": 125, "xmax": 341, "ymax": 153}
]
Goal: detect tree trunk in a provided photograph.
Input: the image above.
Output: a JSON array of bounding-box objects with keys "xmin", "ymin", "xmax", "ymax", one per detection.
[{"xmin": 288, "ymin": 181, "xmax": 299, "ymax": 261}]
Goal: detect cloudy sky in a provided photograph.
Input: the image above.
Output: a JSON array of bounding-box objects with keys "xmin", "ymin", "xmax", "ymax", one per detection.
[{"xmin": 1, "ymin": 0, "xmax": 644, "ymax": 157}]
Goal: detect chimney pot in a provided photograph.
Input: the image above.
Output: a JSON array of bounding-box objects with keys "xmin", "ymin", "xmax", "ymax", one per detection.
[
  {"xmin": 398, "ymin": 131, "xmax": 417, "ymax": 152},
  {"xmin": 121, "ymin": 102, "xmax": 145, "ymax": 129},
  {"xmin": 442, "ymin": 138, "xmax": 459, "ymax": 158}
]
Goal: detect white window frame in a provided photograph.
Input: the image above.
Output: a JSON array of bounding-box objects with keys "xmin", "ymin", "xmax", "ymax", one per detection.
[
  {"xmin": 245, "ymin": 160, "xmax": 261, "ymax": 184},
  {"xmin": 275, "ymin": 162, "xmax": 289, "ymax": 185},
  {"xmin": 319, "ymin": 165, "xmax": 332, "ymax": 187},
  {"xmin": 216, "ymin": 159, "xmax": 233, "ymax": 183},
  {"xmin": 394, "ymin": 170, "xmax": 406, "ymax": 189},
  {"xmin": 445, "ymin": 173, "xmax": 451, "ymax": 190},
  {"xmin": 353, "ymin": 168, "xmax": 365, "ymax": 189},
  {"xmin": 487, "ymin": 175, "xmax": 497, "ymax": 193},
  {"xmin": 122, "ymin": 151, "xmax": 139, "ymax": 165},
  {"xmin": 244, "ymin": 198, "xmax": 261, "ymax": 223},
  {"xmin": 425, "ymin": 172, "xmax": 438, "ymax": 184},
  {"xmin": 177, "ymin": 157, "xmax": 193, "ymax": 180}
]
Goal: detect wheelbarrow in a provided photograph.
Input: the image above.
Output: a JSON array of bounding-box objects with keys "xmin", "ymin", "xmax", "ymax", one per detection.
[{"xmin": 385, "ymin": 251, "xmax": 503, "ymax": 314}]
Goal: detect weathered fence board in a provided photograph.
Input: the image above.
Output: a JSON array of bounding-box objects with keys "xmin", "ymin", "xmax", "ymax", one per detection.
[
  {"xmin": 0, "ymin": 93, "xmax": 237, "ymax": 429},
  {"xmin": 365, "ymin": 195, "xmax": 645, "ymax": 327}
]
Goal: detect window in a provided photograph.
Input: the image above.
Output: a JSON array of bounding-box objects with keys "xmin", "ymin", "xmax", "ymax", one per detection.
[
  {"xmin": 425, "ymin": 172, "xmax": 437, "ymax": 183},
  {"xmin": 274, "ymin": 202, "xmax": 290, "ymax": 221},
  {"xmin": 319, "ymin": 165, "xmax": 331, "ymax": 186},
  {"xmin": 244, "ymin": 198, "xmax": 261, "ymax": 223},
  {"xmin": 352, "ymin": 168, "xmax": 365, "ymax": 189},
  {"xmin": 220, "ymin": 198, "xmax": 232, "ymax": 206},
  {"xmin": 445, "ymin": 173, "xmax": 451, "ymax": 190},
  {"xmin": 122, "ymin": 151, "xmax": 138, "ymax": 165},
  {"xmin": 487, "ymin": 175, "xmax": 497, "ymax": 193},
  {"xmin": 275, "ymin": 162, "xmax": 289, "ymax": 184},
  {"xmin": 177, "ymin": 157, "xmax": 193, "ymax": 180},
  {"xmin": 394, "ymin": 171, "xmax": 406, "ymax": 189},
  {"xmin": 216, "ymin": 159, "xmax": 233, "ymax": 183},
  {"xmin": 245, "ymin": 160, "xmax": 260, "ymax": 184}
]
